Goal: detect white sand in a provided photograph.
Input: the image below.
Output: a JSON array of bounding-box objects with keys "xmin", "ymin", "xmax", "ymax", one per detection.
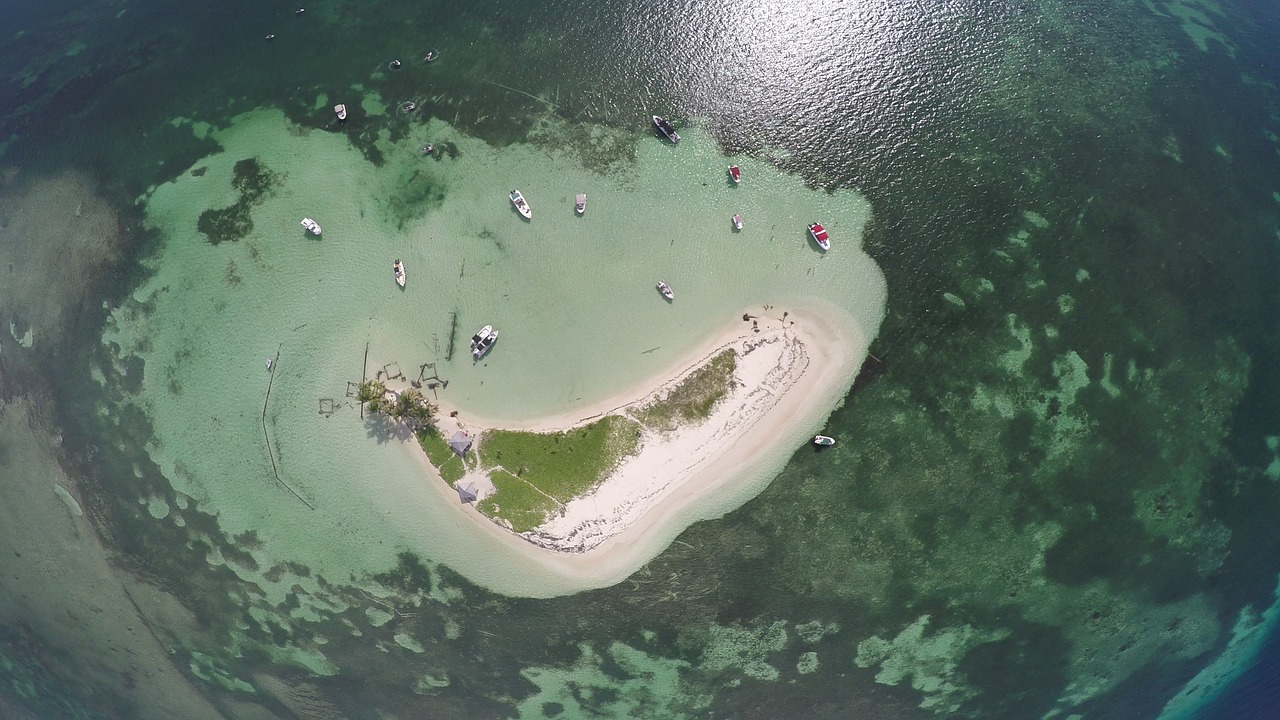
[{"xmin": 411, "ymin": 304, "xmax": 865, "ymax": 582}]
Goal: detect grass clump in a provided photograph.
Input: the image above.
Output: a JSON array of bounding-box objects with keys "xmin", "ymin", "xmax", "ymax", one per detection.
[
  {"xmin": 475, "ymin": 415, "xmax": 641, "ymax": 531},
  {"xmin": 416, "ymin": 428, "xmax": 467, "ymax": 484},
  {"xmin": 632, "ymin": 349, "xmax": 737, "ymax": 432},
  {"xmin": 478, "ymin": 471, "xmax": 561, "ymax": 533}
]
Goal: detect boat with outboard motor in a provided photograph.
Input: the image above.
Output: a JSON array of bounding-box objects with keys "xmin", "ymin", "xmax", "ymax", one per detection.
[
  {"xmin": 729, "ymin": 165, "xmax": 741, "ymax": 183},
  {"xmin": 813, "ymin": 435, "xmax": 836, "ymax": 446},
  {"xmin": 575, "ymin": 193, "xmax": 587, "ymax": 215},
  {"xmin": 300, "ymin": 217, "xmax": 322, "ymax": 236},
  {"xmin": 471, "ymin": 325, "xmax": 499, "ymax": 360},
  {"xmin": 393, "ymin": 260, "xmax": 405, "ymax": 288},
  {"xmin": 652, "ymin": 115, "xmax": 680, "ymax": 144},
  {"xmin": 510, "ymin": 189, "xmax": 532, "ymax": 219},
  {"xmin": 808, "ymin": 222, "xmax": 830, "ymax": 252},
  {"xmin": 733, "ymin": 214, "xmax": 743, "ymax": 231},
  {"xmin": 334, "ymin": 103, "xmax": 347, "ymax": 122},
  {"xmin": 656, "ymin": 280, "xmax": 674, "ymax": 301}
]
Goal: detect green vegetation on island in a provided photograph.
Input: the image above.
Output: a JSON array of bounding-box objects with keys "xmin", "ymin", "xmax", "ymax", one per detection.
[
  {"xmin": 630, "ymin": 348, "xmax": 737, "ymax": 432},
  {"xmin": 477, "ymin": 415, "xmax": 642, "ymax": 532},
  {"xmin": 416, "ymin": 428, "xmax": 468, "ymax": 484},
  {"xmin": 452, "ymin": 348, "xmax": 741, "ymax": 532},
  {"xmin": 403, "ymin": 347, "xmax": 740, "ymax": 533}
]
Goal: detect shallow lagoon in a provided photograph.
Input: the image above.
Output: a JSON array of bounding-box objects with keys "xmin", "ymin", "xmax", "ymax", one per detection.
[{"xmin": 102, "ymin": 107, "xmax": 884, "ymax": 597}]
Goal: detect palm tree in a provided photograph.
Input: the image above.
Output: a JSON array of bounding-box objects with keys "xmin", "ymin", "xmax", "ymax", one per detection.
[
  {"xmin": 355, "ymin": 380, "xmax": 387, "ymax": 414},
  {"xmin": 406, "ymin": 396, "xmax": 436, "ymax": 430},
  {"xmin": 386, "ymin": 387, "xmax": 421, "ymax": 424}
]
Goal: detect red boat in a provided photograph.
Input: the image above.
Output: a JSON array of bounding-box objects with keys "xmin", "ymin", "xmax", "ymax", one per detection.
[
  {"xmin": 808, "ymin": 222, "xmax": 830, "ymax": 252},
  {"xmin": 728, "ymin": 165, "xmax": 741, "ymax": 183}
]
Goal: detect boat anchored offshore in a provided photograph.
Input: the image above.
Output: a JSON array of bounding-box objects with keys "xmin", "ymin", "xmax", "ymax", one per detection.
[
  {"xmin": 652, "ymin": 115, "xmax": 680, "ymax": 144},
  {"xmin": 575, "ymin": 193, "xmax": 587, "ymax": 215},
  {"xmin": 732, "ymin": 214, "xmax": 743, "ymax": 231},
  {"xmin": 334, "ymin": 103, "xmax": 347, "ymax": 122},
  {"xmin": 393, "ymin": 259, "xmax": 405, "ymax": 288},
  {"xmin": 471, "ymin": 325, "xmax": 499, "ymax": 361},
  {"xmin": 808, "ymin": 222, "xmax": 830, "ymax": 252},
  {"xmin": 300, "ymin": 217, "xmax": 322, "ymax": 236},
  {"xmin": 813, "ymin": 435, "xmax": 836, "ymax": 447},
  {"xmin": 656, "ymin": 280, "xmax": 674, "ymax": 301},
  {"xmin": 729, "ymin": 165, "xmax": 741, "ymax": 183},
  {"xmin": 510, "ymin": 189, "xmax": 532, "ymax": 219}
]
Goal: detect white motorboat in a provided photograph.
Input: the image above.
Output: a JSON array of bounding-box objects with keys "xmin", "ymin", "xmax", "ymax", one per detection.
[
  {"xmin": 300, "ymin": 217, "xmax": 322, "ymax": 236},
  {"xmin": 470, "ymin": 324, "xmax": 493, "ymax": 349},
  {"xmin": 808, "ymin": 222, "xmax": 830, "ymax": 252},
  {"xmin": 334, "ymin": 103, "xmax": 347, "ymax": 122},
  {"xmin": 729, "ymin": 165, "xmax": 741, "ymax": 183},
  {"xmin": 472, "ymin": 326, "xmax": 499, "ymax": 360},
  {"xmin": 732, "ymin": 214, "xmax": 743, "ymax": 231},
  {"xmin": 575, "ymin": 193, "xmax": 587, "ymax": 215},
  {"xmin": 813, "ymin": 435, "xmax": 836, "ymax": 446},
  {"xmin": 656, "ymin": 280, "xmax": 674, "ymax": 301},
  {"xmin": 652, "ymin": 115, "xmax": 680, "ymax": 144},
  {"xmin": 423, "ymin": 50, "xmax": 438, "ymax": 62},
  {"xmin": 393, "ymin": 260, "xmax": 405, "ymax": 288},
  {"xmin": 509, "ymin": 189, "xmax": 532, "ymax": 219}
]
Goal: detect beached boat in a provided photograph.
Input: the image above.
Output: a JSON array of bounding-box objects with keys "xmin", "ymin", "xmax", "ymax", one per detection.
[
  {"xmin": 813, "ymin": 435, "xmax": 836, "ymax": 446},
  {"xmin": 334, "ymin": 103, "xmax": 347, "ymax": 122},
  {"xmin": 729, "ymin": 165, "xmax": 741, "ymax": 183},
  {"xmin": 575, "ymin": 193, "xmax": 587, "ymax": 215},
  {"xmin": 393, "ymin": 259, "xmax": 405, "ymax": 288},
  {"xmin": 472, "ymin": 326, "xmax": 499, "ymax": 361},
  {"xmin": 510, "ymin": 189, "xmax": 532, "ymax": 219},
  {"xmin": 656, "ymin": 280, "xmax": 674, "ymax": 301},
  {"xmin": 652, "ymin": 115, "xmax": 680, "ymax": 144},
  {"xmin": 808, "ymin": 222, "xmax": 830, "ymax": 252},
  {"xmin": 300, "ymin": 217, "xmax": 322, "ymax": 236},
  {"xmin": 732, "ymin": 214, "xmax": 743, "ymax": 231}
]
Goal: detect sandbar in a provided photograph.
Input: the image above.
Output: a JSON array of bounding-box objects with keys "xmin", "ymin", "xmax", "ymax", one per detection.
[{"xmin": 404, "ymin": 304, "xmax": 869, "ymax": 589}]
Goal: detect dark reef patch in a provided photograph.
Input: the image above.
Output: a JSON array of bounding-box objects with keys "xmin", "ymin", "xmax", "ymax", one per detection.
[{"xmin": 196, "ymin": 157, "xmax": 280, "ymax": 245}]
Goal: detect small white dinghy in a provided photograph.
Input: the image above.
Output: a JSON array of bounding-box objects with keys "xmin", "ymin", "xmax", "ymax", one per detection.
[
  {"xmin": 510, "ymin": 189, "xmax": 531, "ymax": 219},
  {"xmin": 732, "ymin": 214, "xmax": 743, "ymax": 231},
  {"xmin": 334, "ymin": 103, "xmax": 347, "ymax": 122},
  {"xmin": 575, "ymin": 193, "xmax": 587, "ymax": 215},
  {"xmin": 656, "ymin": 280, "xmax": 674, "ymax": 301},
  {"xmin": 393, "ymin": 259, "xmax": 405, "ymax": 288},
  {"xmin": 813, "ymin": 435, "xmax": 836, "ymax": 447},
  {"xmin": 300, "ymin": 217, "xmax": 322, "ymax": 236}
]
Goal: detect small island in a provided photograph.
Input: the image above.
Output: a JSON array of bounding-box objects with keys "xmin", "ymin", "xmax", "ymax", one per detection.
[{"xmin": 360, "ymin": 307, "xmax": 859, "ymax": 556}]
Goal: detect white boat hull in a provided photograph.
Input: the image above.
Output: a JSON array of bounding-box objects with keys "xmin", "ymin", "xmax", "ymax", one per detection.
[
  {"xmin": 510, "ymin": 190, "xmax": 532, "ymax": 219},
  {"xmin": 394, "ymin": 261, "xmax": 405, "ymax": 288},
  {"xmin": 472, "ymin": 328, "xmax": 499, "ymax": 360}
]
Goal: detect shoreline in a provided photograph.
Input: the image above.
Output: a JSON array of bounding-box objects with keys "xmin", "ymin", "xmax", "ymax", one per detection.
[{"xmin": 402, "ymin": 304, "xmax": 869, "ymax": 590}]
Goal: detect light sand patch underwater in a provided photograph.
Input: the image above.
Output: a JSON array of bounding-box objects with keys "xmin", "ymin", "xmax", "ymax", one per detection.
[{"xmin": 102, "ymin": 108, "xmax": 885, "ymax": 598}]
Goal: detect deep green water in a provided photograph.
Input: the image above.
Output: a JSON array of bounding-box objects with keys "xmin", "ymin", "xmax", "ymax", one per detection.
[{"xmin": 3, "ymin": 0, "xmax": 1280, "ymax": 718}]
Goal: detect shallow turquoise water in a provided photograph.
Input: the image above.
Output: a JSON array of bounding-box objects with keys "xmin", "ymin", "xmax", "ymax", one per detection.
[{"xmin": 3, "ymin": 0, "xmax": 1280, "ymax": 718}]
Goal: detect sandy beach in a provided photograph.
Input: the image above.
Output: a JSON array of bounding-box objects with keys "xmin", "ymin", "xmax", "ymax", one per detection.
[{"xmin": 406, "ymin": 304, "xmax": 868, "ymax": 587}]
